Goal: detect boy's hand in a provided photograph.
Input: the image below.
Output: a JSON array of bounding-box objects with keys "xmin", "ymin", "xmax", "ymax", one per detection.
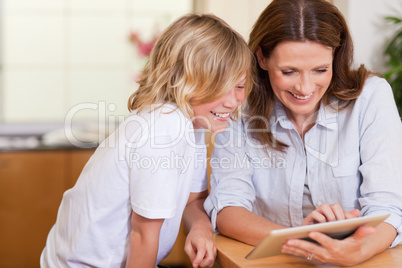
[
  {"xmin": 184, "ymin": 225, "xmax": 216, "ymax": 268},
  {"xmin": 183, "ymin": 191, "xmax": 216, "ymax": 267}
]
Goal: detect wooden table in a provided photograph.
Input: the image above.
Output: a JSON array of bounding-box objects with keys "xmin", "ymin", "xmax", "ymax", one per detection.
[{"xmin": 214, "ymin": 234, "xmax": 402, "ymax": 267}]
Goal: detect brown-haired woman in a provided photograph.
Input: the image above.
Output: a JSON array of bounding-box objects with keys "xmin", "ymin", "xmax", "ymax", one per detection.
[{"xmin": 205, "ymin": 0, "xmax": 402, "ymax": 266}]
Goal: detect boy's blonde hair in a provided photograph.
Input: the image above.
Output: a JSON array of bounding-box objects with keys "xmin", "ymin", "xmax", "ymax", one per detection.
[{"xmin": 128, "ymin": 14, "xmax": 254, "ymax": 118}]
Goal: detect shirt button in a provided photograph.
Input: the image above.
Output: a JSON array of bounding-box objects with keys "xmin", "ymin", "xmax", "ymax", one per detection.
[
  {"xmin": 316, "ymin": 202, "xmax": 323, "ymax": 207},
  {"xmin": 309, "ymin": 139, "xmax": 313, "ymax": 144},
  {"xmin": 309, "ymin": 168, "xmax": 315, "ymax": 173}
]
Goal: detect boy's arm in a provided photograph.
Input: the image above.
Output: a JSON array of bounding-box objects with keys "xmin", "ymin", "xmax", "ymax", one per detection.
[
  {"xmin": 126, "ymin": 211, "xmax": 164, "ymax": 268},
  {"xmin": 183, "ymin": 190, "xmax": 216, "ymax": 268}
]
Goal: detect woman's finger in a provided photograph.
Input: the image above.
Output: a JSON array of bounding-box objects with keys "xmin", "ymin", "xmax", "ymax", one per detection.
[
  {"xmin": 317, "ymin": 204, "xmax": 336, "ymax": 222},
  {"xmin": 330, "ymin": 203, "xmax": 345, "ymax": 221},
  {"xmin": 344, "ymin": 209, "xmax": 360, "ymax": 219}
]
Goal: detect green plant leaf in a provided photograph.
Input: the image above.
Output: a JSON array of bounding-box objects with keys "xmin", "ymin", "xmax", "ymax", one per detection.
[
  {"xmin": 385, "ymin": 16, "xmax": 402, "ymax": 24},
  {"xmin": 385, "ymin": 32, "xmax": 402, "ymax": 52},
  {"xmin": 384, "ymin": 68, "xmax": 402, "ymax": 80},
  {"xmin": 384, "ymin": 14, "xmax": 402, "ymax": 116}
]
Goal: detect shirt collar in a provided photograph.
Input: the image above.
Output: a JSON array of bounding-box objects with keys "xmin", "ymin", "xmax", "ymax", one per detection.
[
  {"xmin": 315, "ymin": 98, "xmax": 339, "ymax": 130},
  {"xmin": 271, "ymin": 97, "xmax": 292, "ymax": 130}
]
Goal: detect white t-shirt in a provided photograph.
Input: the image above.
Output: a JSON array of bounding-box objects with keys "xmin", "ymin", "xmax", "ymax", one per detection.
[{"xmin": 41, "ymin": 104, "xmax": 208, "ymax": 267}]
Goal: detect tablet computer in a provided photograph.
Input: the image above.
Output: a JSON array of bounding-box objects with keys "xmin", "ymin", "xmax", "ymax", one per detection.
[{"xmin": 245, "ymin": 213, "xmax": 390, "ymax": 260}]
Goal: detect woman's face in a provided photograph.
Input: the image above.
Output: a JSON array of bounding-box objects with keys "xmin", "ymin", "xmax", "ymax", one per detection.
[
  {"xmin": 257, "ymin": 41, "xmax": 333, "ymax": 123},
  {"xmin": 192, "ymin": 75, "xmax": 246, "ymax": 133}
]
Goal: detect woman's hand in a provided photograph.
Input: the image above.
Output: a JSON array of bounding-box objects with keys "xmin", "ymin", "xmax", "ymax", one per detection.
[
  {"xmin": 281, "ymin": 225, "xmax": 376, "ymax": 266},
  {"xmin": 302, "ymin": 203, "xmax": 360, "ymax": 225},
  {"xmin": 184, "ymin": 225, "xmax": 216, "ymax": 268}
]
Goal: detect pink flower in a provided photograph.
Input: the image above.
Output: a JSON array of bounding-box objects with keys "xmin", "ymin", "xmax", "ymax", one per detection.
[{"xmin": 129, "ymin": 31, "xmax": 159, "ymax": 57}]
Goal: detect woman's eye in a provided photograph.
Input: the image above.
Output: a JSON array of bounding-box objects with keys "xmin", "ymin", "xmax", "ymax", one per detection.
[
  {"xmin": 282, "ymin": 71, "xmax": 294, "ymax": 75},
  {"xmin": 236, "ymin": 85, "xmax": 245, "ymax": 89},
  {"xmin": 316, "ymin": 68, "xmax": 328, "ymax": 73}
]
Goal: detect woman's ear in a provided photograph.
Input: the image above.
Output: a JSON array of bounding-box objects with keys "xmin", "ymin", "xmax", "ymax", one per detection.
[{"xmin": 256, "ymin": 46, "xmax": 268, "ymax": 71}]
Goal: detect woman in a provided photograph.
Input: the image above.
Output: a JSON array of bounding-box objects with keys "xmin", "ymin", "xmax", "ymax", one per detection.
[{"xmin": 204, "ymin": 0, "xmax": 402, "ymax": 266}]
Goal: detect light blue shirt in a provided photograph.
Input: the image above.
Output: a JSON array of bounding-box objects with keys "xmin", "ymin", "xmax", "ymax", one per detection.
[{"xmin": 205, "ymin": 76, "xmax": 402, "ymax": 247}]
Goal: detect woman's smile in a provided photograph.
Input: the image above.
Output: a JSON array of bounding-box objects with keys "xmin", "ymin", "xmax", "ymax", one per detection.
[{"xmin": 288, "ymin": 90, "xmax": 315, "ymax": 101}]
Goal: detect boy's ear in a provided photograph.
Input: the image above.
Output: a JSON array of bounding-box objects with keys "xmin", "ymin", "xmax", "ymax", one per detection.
[{"xmin": 256, "ymin": 46, "xmax": 268, "ymax": 71}]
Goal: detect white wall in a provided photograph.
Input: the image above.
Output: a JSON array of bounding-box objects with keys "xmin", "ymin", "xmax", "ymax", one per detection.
[
  {"xmin": 333, "ymin": 0, "xmax": 401, "ymax": 73},
  {"xmin": 1, "ymin": 0, "xmax": 192, "ymax": 123},
  {"xmin": 199, "ymin": 0, "xmax": 272, "ymax": 39}
]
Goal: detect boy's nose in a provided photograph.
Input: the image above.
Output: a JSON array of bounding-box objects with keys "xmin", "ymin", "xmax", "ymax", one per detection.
[{"xmin": 223, "ymin": 88, "xmax": 245, "ymax": 108}]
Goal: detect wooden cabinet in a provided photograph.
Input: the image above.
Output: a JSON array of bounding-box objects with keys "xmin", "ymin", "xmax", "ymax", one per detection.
[
  {"xmin": 65, "ymin": 150, "xmax": 94, "ymax": 190},
  {"xmin": 0, "ymin": 149, "xmax": 94, "ymax": 268}
]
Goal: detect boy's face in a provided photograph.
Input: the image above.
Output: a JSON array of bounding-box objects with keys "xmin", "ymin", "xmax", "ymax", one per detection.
[{"xmin": 192, "ymin": 75, "xmax": 246, "ymax": 133}]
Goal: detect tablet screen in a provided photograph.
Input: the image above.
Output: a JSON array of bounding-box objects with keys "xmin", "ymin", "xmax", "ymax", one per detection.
[{"xmin": 246, "ymin": 213, "xmax": 390, "ymax": 259}]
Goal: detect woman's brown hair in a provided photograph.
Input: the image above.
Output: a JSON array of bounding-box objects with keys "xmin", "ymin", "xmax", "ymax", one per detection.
[{"xmin": 247, "ymin": 0, "xmax": 371, "ymax": 151}]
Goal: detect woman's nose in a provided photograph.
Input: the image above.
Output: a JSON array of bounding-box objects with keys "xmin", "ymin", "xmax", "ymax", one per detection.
[{"xmin": 296, "ymin": 75, "xmax": 314, "ymax": 95}]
